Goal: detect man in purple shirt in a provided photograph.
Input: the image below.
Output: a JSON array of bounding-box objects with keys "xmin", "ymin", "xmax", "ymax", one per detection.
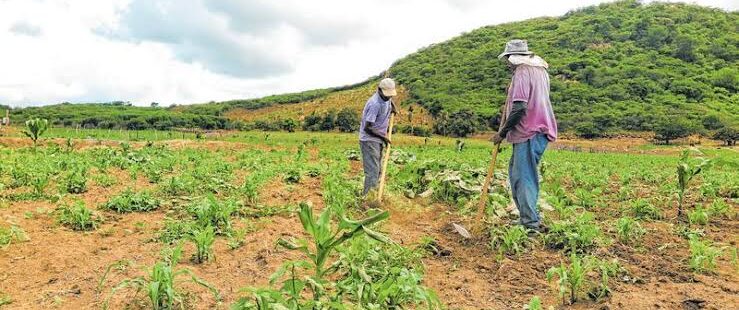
[
  {"xmin": 359, "ymin": 78, "xmax": 397, "ymax": 195},
  {"xmin": 492, "ymin": 40, "xmax": 558, "ymax": 233}
]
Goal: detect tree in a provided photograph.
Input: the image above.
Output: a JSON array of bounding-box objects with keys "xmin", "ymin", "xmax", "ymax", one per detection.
[
  {"xmin": 335, "ymin": 108, "xmax": 359, "ymax": 133},
  {"xmin": 434, "ymin": 109, "xmax": 478, "ymax": 137},
  {"xmin": 654, "ymin": 118, "xmax": 693, "ymax": 144},
  {"xmin": 23, "ymin": 118, "xmax": 49, "ymax": 147},
  {"xmin": 674, "ymin": 35, "xmax": 697, "ymax": 62},
  {"xmin": 280, "ymin": 119, "xmax": 297, "ymax": 132},
  {"xmin": 302, "ymin": 113, "xmax": 322, "ymax": 131},
  {"xmin": 701, "ymin": 115, "xmax": 724, "ymax": 131},
  {"xmin": 575, "ymin": 121, "xmax": 604, "ymax": 139},
  {"xmin": 320, "ymin": 110, "xmax": 337, "ymax": 131},
  {"xmin": 713, "ymin": 127, "xmax": 738, "ymax": 146}
]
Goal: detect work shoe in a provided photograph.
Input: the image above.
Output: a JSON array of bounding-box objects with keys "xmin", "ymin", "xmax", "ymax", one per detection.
[{"xmin": 526, "ymin": 224, "xmax": 548, "ymax": 237}]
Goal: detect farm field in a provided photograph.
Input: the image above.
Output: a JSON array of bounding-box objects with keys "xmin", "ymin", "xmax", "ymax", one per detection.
[{"xmin": 0, "ymin": 130, "xmax": 737, "ymax": 309}]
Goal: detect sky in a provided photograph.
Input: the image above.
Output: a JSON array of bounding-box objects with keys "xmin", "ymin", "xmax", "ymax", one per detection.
[{"xmin": 0, "ymin": 0, "xmax": 736, "ymax": 107}]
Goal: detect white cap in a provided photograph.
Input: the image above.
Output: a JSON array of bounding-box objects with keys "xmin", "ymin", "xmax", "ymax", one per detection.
[{"xmin": 378, "ymin": 78, "xmax": 397, "ymax": 97}]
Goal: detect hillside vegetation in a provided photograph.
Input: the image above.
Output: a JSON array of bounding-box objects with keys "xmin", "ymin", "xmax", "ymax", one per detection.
[
  {"xmin": 5, "ymin": 1, "xmax": 738, "ymax": 138},
  {"xmin": 390, "ymin": 0, "xmax": 738, "ymax": 135}
]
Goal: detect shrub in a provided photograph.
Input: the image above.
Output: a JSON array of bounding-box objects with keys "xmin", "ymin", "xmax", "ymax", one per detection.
[
  {"xmin": 302, "ymin": 113, "xmax": 322, "ymax": 131},
  {"xmin": 335, "ymin": 108, "xmax": 359, "ymax": 132},
  {"xmin": 713, "ymin": 126, "xmax": 738, "ymax": 146},
  {"xmin": 575, "ymin": 121, "xmax": 605, "ymax": 139},
  {"xmin": 22, "ymin": 118, "xmax": 49, "ymax": 147},
  {"xmin": 701, "ymin": 115, "xmax": 724, "ymax": 131}
]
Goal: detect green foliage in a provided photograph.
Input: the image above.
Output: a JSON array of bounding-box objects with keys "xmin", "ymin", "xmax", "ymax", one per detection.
[
  {"xmin": 546, "ymin": 254, "xmax": 621, "ymax": 305},
  {"xmin": 390, "ymin": 1, "xmax": 738, "ymax": 133},
  {"xmin": 335, "ymin": 108, "xmax": 359, "ymax": 133},
  {"xmin": 713, "ymin": 126, "xmax": 738, "ymax": 146},
  {"xmin": 56, "ymin": 201, "xmax": 102, "ymax": 231},
  {"xmin": 545, "ymin": 212, "xmax": 603, "ymax": 253},
  {"xmin": 490, "ymin": 225, "xmax": 530, "ymax": 257},
  {"xmin": 22, "ymin": 118, "xmax": 49, "ymax": 146},
  {"xmin": 615, "ymin": 217, "xmax": 645, "ymax": 245},
  {"xmin": 62, "ymin": 168, "xmax": 88, "ymax": 194},
  {"xmin": 190, "ymin": 225, "xmax": 216, "ymax": 264},
  {"xmin": 687, "ymin": 204, "xmax": 710, "ymax": 226},
  {"xmin": 432, "ymin": 110, "xmax": 480, "ymax": 137},
  {"xmin": 654, "ymin": 118, "xmax": 694, "ymax": 145},
  {"xmin": 105, "ymin": 244, "xmax": 219, "ymax": 309},
  {"xmin": 630, "ymin": 199, "xmax": 662, "ymax": 220},
  {"xmin": 188, "ymin": 196, "xmax": 238, "ymax": 235},
  {"xmin": 688, "ymin": 236, "xmax": 722, "ymax": 273},
  {"xmin": 527, "ymin": 296, "xmax": 543, "ymax": 310},
  {"xmin": 676, "ymin": 149, "xmax": 711, "ymax": 219},
  {"xmin": 103, "ymin": 188, "xmax": 160, "ymax": 213},
  {"xmin": 0, "ymin": 225, "xmax": 29, "ymax": 249},
  {"xmin": 234, "ymin": 202, "xmax": 394, "ymax": 308}
]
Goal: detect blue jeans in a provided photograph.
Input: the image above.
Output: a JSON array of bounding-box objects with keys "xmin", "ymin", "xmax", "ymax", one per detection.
[
  {"xmin": 360, "ymin": 141, "xmax": 384, "ymax": 195},
  {"xmin": 509, "ymin": 134, "xmax": 549, "ymax": 229}
]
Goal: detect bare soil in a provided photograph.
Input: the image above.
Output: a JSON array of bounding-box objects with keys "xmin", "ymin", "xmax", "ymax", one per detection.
[{"xmin": 0, "ymin": 138, "xmax": 737, "ymax": 310}]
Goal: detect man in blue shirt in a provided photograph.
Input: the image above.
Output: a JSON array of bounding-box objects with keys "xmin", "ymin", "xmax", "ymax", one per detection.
[{"xmin": 359, "ymin": 78, "xmax": 396, "ymax": 195}]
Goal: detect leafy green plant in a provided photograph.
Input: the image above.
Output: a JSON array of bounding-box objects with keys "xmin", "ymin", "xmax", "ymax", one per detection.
[
  {"xmin": 588, "ymin": 259, "xmax": 621, "ymax": 301},
  {"xmin": 62, "ymin": 168, "xmax": 88, "ymax": 194},
  {"xmin": 615, "ymin": 217, "xmax": 645, "ymax": 245},
  {"xmin": 676, "ymin": 149, "xmax": 710, "ymax": 220},
  {"xmin": 630, "ymin": 199, "xmax": 662, "ymax": 220},
  {"xmin": 29, "ymin": 172, "xmax": 49, "ymax": 198},
  {"xmin": 688, "ymin": 236, "xmax": 722, "ymax": 273},
  {"xmin": 334, "ymin": 236, "xmax": 440, "ymax": 309},
  {"xmin": 234, "ymin": 202, "xmax": 391, "ymax": 308},
  {"xmin": 490, "ymin": 225, "xmax": 529, "ymax": 257},
  {"xmin": 228, "ymin": 227, "xmax": 248, "ymax": 250},
  {"xmin": 547, "ymin": 254, "xmax": 592, "ymax": 305},
  {"xmin": 708, "ymin": 199, "xmax": 733, "ymax": 219},
  {"xmin": 22, "ymin": 118, "xmax": 49, "ymax": 147},
  {"xmin": 0, "ymin": 225, "xmax": 29, "ymax": 249},
  {"xmin": 687, "ymin": 204, "xmax": 709, "ymax": 226},
  {"xmin": 283, "ymin": 169, "xmax": 301, "ymax": 184},
  {"xmin": 93, "ymin": 173, "xmax": 117, "ymax": 188},
  {"xmin": 545, "ymin": 212, "xmax": 602, "ymax": 253},
  {"xmin": 190, "ymin": 225, "xmax": 215, "ymax": 264},
  {"xmin": 158, "ymin": 219, "xmax": 195, "ymax": 244},
  {"xmin": 527, "ymin": 296, "xmax": 543, "ymax": 310},
  {"xmin": 102, "ymin": 188, "xmax": 160, "ymax": 213},
  {"xmin": 188, "ymin": 195, "xmax": 238, "ymax": 235},
  {"xmin": 105, "ymin": 244, "xmax": 219, "ymax": 309},
  {"xmin": 57, "ymin": 201, "xmax": 102, "ymax": 231}
]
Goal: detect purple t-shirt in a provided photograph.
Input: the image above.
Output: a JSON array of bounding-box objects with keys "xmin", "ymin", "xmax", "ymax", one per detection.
[
  {"xmin": 359, "ymin": 92, "xmax": 392, "ymax": 143},
  {"xmin": 504, "ymin": 65, "xmax": 558, "ymax": 144}
]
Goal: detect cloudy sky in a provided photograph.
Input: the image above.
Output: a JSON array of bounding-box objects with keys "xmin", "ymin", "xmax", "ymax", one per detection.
[{"xmin": 0, "ymin": 0, "xmax": 735, "ymax": 107}]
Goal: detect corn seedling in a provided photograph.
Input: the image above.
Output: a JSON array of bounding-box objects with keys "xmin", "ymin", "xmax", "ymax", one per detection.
[
  {"xmin": 227, "ymin": 228, "xmax": 248, "ymax": 250},
  {"xmin": 588, "ymin": 259, "xmax": 621, "ymax": 301},
  {"xmin": 62, "ymin": 168, "xmax": 88, "ymax": 194},
  {"xmin": 188, "ymin": 195, "xmax": 238, "ymax": 235},
  {"xmin": 527, "ymin": 296, "xmax": 543, "ymax": 310},
  {"xmin": 0, "ymin": 225, "xmax": 29, "ymax": 249},
  {"xmin": 57, "ymin": 201, "xmax": 102, "ymax": 231},
  {"xmin": 190, "ymin": 225, "xmax": 215, "ymax": 264},
  {"xmin": 22, "ymin": 118, "xmax": 49, "ymax": 147},
  {"xmin": 630, "ymin": 198, "xmax": 662, "ymax": 220},
  {"xmin": 688, "ymin": 235, "xmax": 721, "ymax": 273},
  {"xmin": 546, "ymin": 254, "xmax": 592, "ymax": 305},
  {"xmin": 615, "ymin": 217, "xmax": 645, "ymax": 245},
  {"xmin": 490, "ymin": 225, "xmax": 529, "ymax": 257},
  {"xmin": 29, "ymin": 173, "xmax": 49, "ymax": 198},
  {"xmin": 687, "ymin": 204, "xmax": 709, "ymax": 226},
  {"xmin": 545, "ymin": 212, "xmax": 602, "ymax": 253},
  {"xmin": 103, "ymin": 188, "xmax": 160, "ymax": 213},
  {"xmin": 676, "ymin": 149, "xmax": 710, "ymax": 220},
  {"xmin": 0, "ymin": 292, "xmax": 11, "ymax": 306},
  {"xmin": 105, "ymin": 244, "xmax": 219, "ymax": 309}
]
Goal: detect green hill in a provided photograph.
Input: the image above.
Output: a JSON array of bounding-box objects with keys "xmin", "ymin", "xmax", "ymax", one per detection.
[
  {"xmin": 7, "ymin": 1, "xmax": 738, "ymax": 137},
  {"xmin": 389, "ymin": 0, "xmax": 738, "ymax": 133}
]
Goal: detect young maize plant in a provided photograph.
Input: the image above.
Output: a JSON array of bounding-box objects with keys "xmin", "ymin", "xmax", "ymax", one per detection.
[{"xmin": 676, "ymin": 149, "xmax": 710, "ymax": 220}]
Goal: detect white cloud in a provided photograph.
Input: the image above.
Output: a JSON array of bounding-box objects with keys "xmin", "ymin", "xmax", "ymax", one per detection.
[{"xmin": 0, "ymin": 0, "xmax": 736, "ymax": 107}]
